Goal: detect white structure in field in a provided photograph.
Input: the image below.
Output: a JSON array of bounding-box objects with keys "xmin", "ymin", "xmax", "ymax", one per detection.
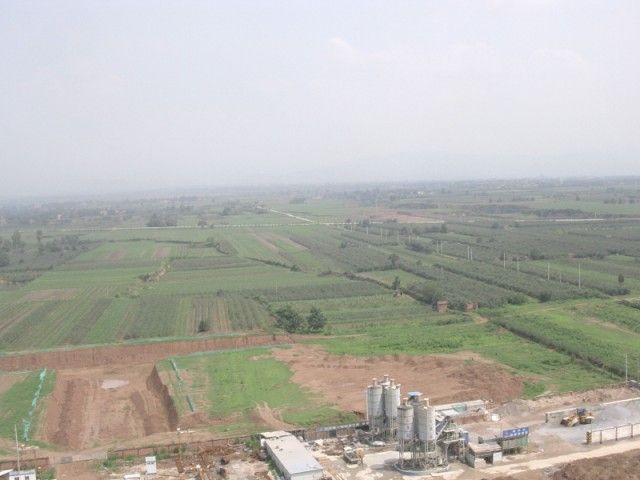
[
  {"xmin": 0, "ymin": 471, "xmax": 37, "ymax": 480},
  {"xmin": 145, "ymin": 456, "xmax": 157, "ymax": 474},
  {"xmin": 261, "ymin": 431, "xmax": 323, "ymax": 480}
]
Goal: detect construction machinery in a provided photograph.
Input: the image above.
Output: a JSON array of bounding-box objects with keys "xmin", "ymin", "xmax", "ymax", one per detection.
[{"xmin": 561, "ymin": 408, "xmax": 594, "ymax": 427}]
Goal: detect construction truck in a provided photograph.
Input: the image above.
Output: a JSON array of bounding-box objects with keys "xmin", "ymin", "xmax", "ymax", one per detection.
[{"xmin": 561, "ymin": 408, "xmax": 594, "ymax": 427}]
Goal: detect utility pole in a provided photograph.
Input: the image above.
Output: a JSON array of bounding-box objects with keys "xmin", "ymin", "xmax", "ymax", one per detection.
[
  {"xmin": 470, "ymin": 248, "xmax": 473, "ymax": 261},
  {"xmin": 503, "ymin": 252, "xmax": 506, "ymax": 269},
  {"xmin": 14, "ymin": 425, "xmax": 20, "ymax": 472},
  {"xmin": 516, "ymin": 257, "xmax": 519, "ymax": 274},
  {"xmin": 626, "ymin": 353, "xmax": 631, "ymax": 384},
  {"xmin": 578, "ymin": 263, "xmax": 581, "ymax": 289},
  {"xmin": 547, "ymin": 263, "xmax": 550, "ymax": 281}
]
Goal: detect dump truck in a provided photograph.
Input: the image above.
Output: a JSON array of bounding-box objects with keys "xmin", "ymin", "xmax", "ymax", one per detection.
[{"xmin": 561, "ymin": 408, "xmax": 594, "ymax": 426}]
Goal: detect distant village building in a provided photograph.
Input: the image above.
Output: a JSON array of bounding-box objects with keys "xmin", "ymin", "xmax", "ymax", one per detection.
[
  {"xmin": 464, "ymin": 303, "xmax": 479, "ymax": 312},
  {"xmin": 433, "ymin": 300, "xmax": 449, "ymax": 313}
]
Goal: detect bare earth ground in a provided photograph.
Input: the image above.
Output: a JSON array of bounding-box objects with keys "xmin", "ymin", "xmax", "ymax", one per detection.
[
  {"xmin": 273, "ymin": 345, "xmax": 523, "ymax": 414},
  {"xmin": 39, "ymin": 363, "xmax": 177, "ymax": 450},
  {"xmin": 254, "ymin": 402, "xmax": 297, "ymax": 430},
  {"xmin": 550, "ymin": 448, "xmax": 640, "ymax": 480},
  {"xmin": 56, "ymin": 461, "xmax": 109, "ymax": 480}
]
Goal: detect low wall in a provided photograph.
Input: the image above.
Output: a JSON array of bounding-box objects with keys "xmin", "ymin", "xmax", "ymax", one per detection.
[
  {"xmin": 0, "ymin": 457, "xmax": 50, "ymax": 470},
  {"xmin": 0, "ymin": 334, "xmax": 292, "ymax": 371},
  {"xmin": 588, "ymin": 422, "xmax": 640, "ymax": 444}
]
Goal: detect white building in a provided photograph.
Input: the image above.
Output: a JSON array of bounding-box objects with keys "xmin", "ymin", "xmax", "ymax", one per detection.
[
  {"xmin": 0, "ymin": 470, "xmax": 37, "ymax": 480},
  {"xmin": 261, "ymin": 431, "xmax": 323, "ymax": 480}
]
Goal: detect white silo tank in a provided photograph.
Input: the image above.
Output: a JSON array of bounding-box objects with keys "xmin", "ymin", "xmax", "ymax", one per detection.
[
  {"xmin": 384, "ymin": 384, "xmax": 400, "ymax": 419},
  {"xmin": 397, "ymin": 403, "xmax": 414, "ymax": 441},
  {"xmin": 367, "ymin": 379, "xmax": 384, "ymax": 422},
  {"xmin": 416, "ymin": 405, "xmax": 429, "ymax": 441},
  {"xmin": 426, "ymin": 405, "xmax": 437, "ymax": 441}
]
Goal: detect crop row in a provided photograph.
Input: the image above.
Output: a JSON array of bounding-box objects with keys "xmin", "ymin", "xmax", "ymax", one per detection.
[
  {"xmin": 248, "ymin": 280, "xmax": 386, "ymax": 302},
  {"xmin": 492, "ymin": 308, "xmax": 639, "ymax": 378},
  {"xmin": 400, "ymin": 263, "xmax": 520, "ymax": 308},
  {"xmin": 433, "ymin": 258, "xmax": 599, "ymax": 301},
  {"xmin": 288, "ymin": 232, "xmax": 391, "ymax": 272}
]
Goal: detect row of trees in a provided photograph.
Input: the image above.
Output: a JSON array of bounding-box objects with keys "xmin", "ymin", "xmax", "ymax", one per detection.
[
  {"xmin": 147, "ymin": 213, "xmax": 178, "ymax": 227},
  {"xmin": 274, "ymin": 305, "xmax": 327, "ymax": 333}
]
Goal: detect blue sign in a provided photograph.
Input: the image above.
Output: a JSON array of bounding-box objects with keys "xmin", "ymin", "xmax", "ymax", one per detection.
[{"xmin": 502, "ymin": 427, "xmax": 529, "ymax": 439}]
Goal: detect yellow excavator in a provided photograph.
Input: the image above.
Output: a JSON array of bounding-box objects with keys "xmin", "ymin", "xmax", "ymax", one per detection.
[{"xmin": 561, "ymin": 407, "xmax": 594, "ymax": 427}]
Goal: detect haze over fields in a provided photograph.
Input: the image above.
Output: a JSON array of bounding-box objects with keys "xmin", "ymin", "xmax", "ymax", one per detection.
[{"xmin": 2, "ymin": 0, "xmax": 640, "ymax": 196}]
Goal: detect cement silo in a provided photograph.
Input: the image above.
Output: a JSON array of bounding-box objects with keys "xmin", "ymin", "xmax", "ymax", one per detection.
[
  {"xmin": 384, "ymin": 381, "xmax": 400, "ymax": 419},
  {"xmin": 397, "ymin": 401, "xmax": 414, "ymax": 441},
  {"xmin": 367, "ymin": 378, "xmax": 384, "ymax": 435},
  {"xmin": 416, "ymin": 400, "xmax": 437, "ymax": 443},
  {"xmin": 384, "ymin": 380, "xmax": 401, "ymax": 439}
]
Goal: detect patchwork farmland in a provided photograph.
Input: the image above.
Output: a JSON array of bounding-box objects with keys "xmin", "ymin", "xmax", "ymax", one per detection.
[{"xmin": 0, "ymin": 179, "xmax": 639, "ymax": 479}]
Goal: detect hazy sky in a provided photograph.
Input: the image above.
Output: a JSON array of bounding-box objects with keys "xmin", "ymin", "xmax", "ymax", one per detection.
[{"xmin": 1, "ymin": 1, "xmax": 640, "ymax": 196}]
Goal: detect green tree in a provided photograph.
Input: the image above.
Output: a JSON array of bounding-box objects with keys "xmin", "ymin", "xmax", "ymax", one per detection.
[
  {"xmin": 306, "ymin": 307, "xmax": 326, "ymax": 333},
  {"xmin": 440, "ymin": 223, "xmax": 448, "ymax": 233},
  {"xmin": 275, "ymin": 305, "xmax": 303, "ymax": 333},
  {"xmin": 198, "ymin": 319, "xmax": 210, "ymax": 333},
  {"xmin": 0, "ymin": 251, "xmax": 9, "ymax": 268},
  {"xmin": 619, "ymin": 273, "xmax": 625, "ymax": 284},
  {"xmin": 391, "ymin": 276, "xmax": 401, "ymax": 290},
  {"xmin": 11, "ymin": 230, "xmax": 24, "ymax": 250},
  {"xmin": 388, "ymin": 253, "xmax": 400, "ymax": 268},
  {"xmin": 36, "ymin": 229, "xmax": 43, "ymax": 243}
]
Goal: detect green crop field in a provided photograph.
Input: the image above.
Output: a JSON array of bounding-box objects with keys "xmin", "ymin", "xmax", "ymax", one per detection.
[
  {"xmin": 159, "ymin": 348, "xmax": 356, "ymax": 432},
  {"xmin": 0, "ymin": 369, "xmax": 56, "ymax": 442},
  {"xmin": 1, "ymin": 179, "xmax": 639, "ymax": 400}
]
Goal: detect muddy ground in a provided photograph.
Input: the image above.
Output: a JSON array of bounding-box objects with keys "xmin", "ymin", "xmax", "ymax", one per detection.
[
  {"xmin": 40, "ymin": 364, "xmax": 177, "ymax": 450},
  {"xmin": 273, "ymin": 344, "xmax": 523, "ymax": 414}
]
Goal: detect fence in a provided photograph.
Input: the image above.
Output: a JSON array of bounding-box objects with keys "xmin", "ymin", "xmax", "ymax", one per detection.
[
  {"xmin": 0, "ymin": 457, "xmax": 50, "ymax": 470},
  {"xmin": 107, "ymin": 435, "xmax": 253, "ymax": 460},
  {"xmin": 587, "ymin": 422, "xmax": 640, "ymax": 444}
]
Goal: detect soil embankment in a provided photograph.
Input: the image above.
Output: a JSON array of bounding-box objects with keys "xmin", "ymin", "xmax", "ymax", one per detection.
[{"xmin": 0, "ymin": 334, "xmax": 291, "ymax": 371}]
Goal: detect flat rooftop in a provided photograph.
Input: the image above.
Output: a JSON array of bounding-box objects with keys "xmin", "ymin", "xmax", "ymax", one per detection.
[{"xmin": 263, "ymin": 432, "xmax": 323, "ymax": 475}]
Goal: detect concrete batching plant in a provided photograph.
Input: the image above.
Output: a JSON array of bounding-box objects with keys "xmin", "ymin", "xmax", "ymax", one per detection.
[
  {"xmin": 396, "ymin": 392, "xmax": 464, "ymax": 474},
  {"xmin": 365, "ymin": 376, "xmax": 467, "ymax": 473},
  {"xmin": 366, "ymin": 375, "xmax": 400, "ymax": 440}
]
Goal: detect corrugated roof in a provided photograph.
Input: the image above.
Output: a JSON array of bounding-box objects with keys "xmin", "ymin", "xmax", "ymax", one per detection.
[
  {"xmin": 265, "ymin": 434, "xmax": 323, "ymax": 475},
  {"xmin": 260, "ymin": 430, "xmax": 290, "ymax": 439}
]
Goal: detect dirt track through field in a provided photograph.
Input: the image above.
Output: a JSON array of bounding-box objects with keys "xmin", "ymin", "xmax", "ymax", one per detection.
[
  {"xmin": 0, "ymin": 334, "xmax": 291, "ymax": 371},
  {"xmin": 273, "ymin": 345, "xmax": 523, "ymax": 413},
  {"xmin": 40, "ymin": 364, "xmax": 177, "ymax": 450}
]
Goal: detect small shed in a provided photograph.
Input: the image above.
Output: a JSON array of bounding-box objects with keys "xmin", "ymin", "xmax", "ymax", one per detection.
[
  {"xmin": 463, "ymin": 302, "xmax": 478, "ymax": 312},
  {"xmin": 7, "ymin": 471, "xmax": 37, "ymax": 480},
  {"xmin": 433, "ymin": 300, "xmax": 449, "ymax": 313},
  {"xmin": 466, "ymin": 441, "xmax": 503, "ymax": 468}
]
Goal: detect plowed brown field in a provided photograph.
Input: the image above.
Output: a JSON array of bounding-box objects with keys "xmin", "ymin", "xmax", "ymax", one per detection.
[{"xmin": 273, "ymin": 344, "xmax": 523, "ymax": 413}]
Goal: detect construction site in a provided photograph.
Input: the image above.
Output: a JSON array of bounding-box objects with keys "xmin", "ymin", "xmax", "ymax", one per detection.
[
  {"xmin": 5, "ymin": 339, "xmax": 640, "ymax": 480},
  {"xmin": 46, "ymin": 377, "xmax": 640, "ymax": 480}
]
